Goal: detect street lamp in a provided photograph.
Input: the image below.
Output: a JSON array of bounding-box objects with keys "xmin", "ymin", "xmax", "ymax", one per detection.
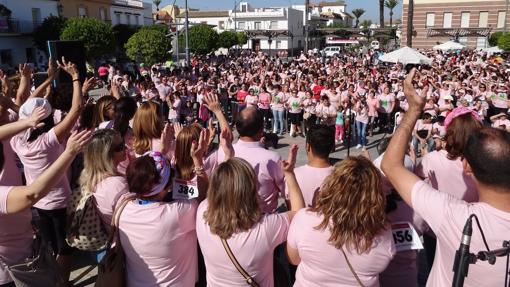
[
  {"xmin": 184, "ymin": 0, "xmax": 190, "ymax": 67},
  {"xmin": 268, "ymin": 37, "xmax": 273, "ymax": 56}
]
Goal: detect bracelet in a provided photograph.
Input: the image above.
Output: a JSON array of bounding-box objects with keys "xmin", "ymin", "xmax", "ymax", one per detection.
[
  {"xmin": 72, "ymin": 78, "xmax": 80, "ymax": 82},
  {"xmin": 194, "ymin": 165, "xmax": 205, "ymax": 176}
]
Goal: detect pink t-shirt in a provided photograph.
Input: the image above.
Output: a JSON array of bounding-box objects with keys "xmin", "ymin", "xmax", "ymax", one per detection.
[
  {"xmin": 411, "ymin": 180, "xmax": 510, "ymax": 287},
  {"xmin": 118, "ymin": 198, "xmax": 198, "ymax": 287},
  {"xmin": 288, "ymin": 209, "xmax": 395, "ymax": 287},
  {"xmin": 379, "ymin": 93, "xmax": 395, "ymax": 114},
  {"xmin": 206, "ymin": 140, "xmax": 285, "ymax": 214},
  {"xmin": 367, "ymin": 98, "xmax": 379, "ymax": 117},
  {"xmin": 289, "ymin": 165, "xmax": 334, "ymax": 207},
  {"xmin": 10, "ymin": 128, "xmax": 70, "ymax": 210},
  {"xmin": 415, "ymin": 150, "xmax": 478, "ymax": 203},
  {"xmin": 0, "ymin": 186, "xmax": 33, "ymax": 284},
  {"xmin": 258, "ymin": 92, "xmax": 271, "ymax": 109},
  {"xmin": 93, "ymin": 176, "xmax": 129, "ymax": 229},
  {"xmin": 0, "ymin": 139, "xmax": 22, "ymax": 186},
  {"xmin": 196, "ymin": 201, "xmax": 290, "ymax": 286}
]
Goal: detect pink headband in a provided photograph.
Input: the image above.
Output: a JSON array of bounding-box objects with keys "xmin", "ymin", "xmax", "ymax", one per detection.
[
  {"xmin": 142, "ymin": 151, "xmax": 171, "ymax": 197},
  {"xmin": 444, "ymin": 107, "xmax": 483, "ymax": 130}
]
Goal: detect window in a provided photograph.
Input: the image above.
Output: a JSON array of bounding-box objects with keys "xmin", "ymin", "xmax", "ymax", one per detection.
[
  {"xmin": 461, "ymin": 12, "xmax": 470, "ymax": 28},
  {"xmin": 219, "ymin": 21, "xmax": 225, "ymax": 29},
  {"xmin": 498, "ymin": 11, "xmax": 506, "ymax": 28},
  {"xmin": 270, "ymin": 21, "xmax": 278, "ymax": 29},
  {"xmin": 126, "ymin": 14, "xmax": 131, "ymax": 25},
  {"xmin": 241, "ymin": 3, "xmax": 247, "ymax": 12},
  {"xmin": 0, "ymin": 49, "xmax": 13, "ymax": 67},
  {"xmin": 31, "ymin": 8, "xmax": 41, "ymax": 26},
  {"xmin": 479, "ymin": 11, "xmax": 489, "ymax": 28},
  {"xmin": 254, "ymin": 21, "xmax": 261, "ymax": 30},
  {"xmin": 275, "ymin": 40, "xmax": 282, "ymax": 49},
  {"xmin": 298, "ymin": 40, "xmax": 302, "ymax": 48},
  {"xmin": 426, "ymin": 13, "xmax": 435, "ymax": 27},
  {"xmin": 476, "ymin": 37, "xmax": 488, "ymax": 49},
  {"xmin": 443, "ymin": 12, "xmax": 452, "ymax": 28},
  {"xmin": 238, "ymin": 21, "xmax": 245, "ymax": 29},
  {"xmin": 78, "ymin": 6, "xmax": 87, "ymax": 17},
  {"xmin": 115, "ymin": 13, "xmax": 121, "ymax": 24},
  {"xmin": 100, "ymin": 8, "xmax": 106, "ymax": 21},
  {"xmin": 134, "ymin": 15, "xmax": 139, "ymax": 25}
]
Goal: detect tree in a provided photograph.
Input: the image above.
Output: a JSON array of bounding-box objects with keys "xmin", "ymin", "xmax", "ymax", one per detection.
[
  {"xmin": 327, "ymin": 22, "xmax": 349, "ymax": 29},
  {"xmin": 361, "ymin": 20, "xmax": 373, "ymax": 42},
  {"xmin": 112, "ymin": 24, "xmax": 139, "ymax": 50},
  {"xmin": 497, "ymin": 33, "xmax": 510, "ymax": 51},
  {"xmin": 182, "ymin": 24, "xmax": 218, "ymax": 55},
  {"xmin": 60, "ymin": 17, "xmax": 115, "ymax": 59},
  {"xmin": 385, "ymin": 0, "xmax": 399, "ymax": 27},
  {"xmin": 379, "ymin": 0, "xmax": 385, "ymax": 28},
  {"xmin": 406, "ymin": 0, "xmax": 414, "ymax": 47},
  {"xmin": 153, "ymin": 0, "xmax": 162, "ymax": 11},
  {"xmin": 490, "ymin": 31, "xmax": 504, "ymax": 47},
  {"xmin": 125, "ymin": 26, "xmax": 171, "ymax": 66},
  {"xmin": 217, "ymin": 31, "xmax": 238, "ymax": 48},
  {"xmin": 237, "ymin": 32, "xmax": 248, "ymax": 46},
  {"xmin": 352, "ymin": 9, "xmax": 366, "ymax": 28},
  {"xmin": 33, "ymin": 15, "xmax": 68, "ymax": 53},
  {"xmin": 0, "ymin": 4, "xmax": 12, "ymax": 17}
]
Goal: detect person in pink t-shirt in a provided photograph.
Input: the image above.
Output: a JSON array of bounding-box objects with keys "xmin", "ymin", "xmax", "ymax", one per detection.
[
  {"xmin": 383, "ymin": 68, "xmax": 510, "ymax": 287},
  {"xmin": 287, "ymin": 156, "xmax": 395, "ymax": 287},
  {"xmin": 257, "ymin": 86, "xmax": 272, "ymax": 131},
  {"xmin": 78, "ymin": 129, "xmax": 129, "ymax": 230},
  {"xmin": 0, "ymin": 128, "xmax": 90, "ymax": 286},
  {"xmin": 197, "ymin": 146, "xmax": 304, "ymax": 287},
  {"xmin": 288, "ymin": 125, "xmax": 334, "ymax": 207}
]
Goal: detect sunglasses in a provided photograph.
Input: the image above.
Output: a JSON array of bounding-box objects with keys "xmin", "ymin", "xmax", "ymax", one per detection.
[{"xmin": 112, "ymin": 141, "xmax": 126, "ymax": 153}]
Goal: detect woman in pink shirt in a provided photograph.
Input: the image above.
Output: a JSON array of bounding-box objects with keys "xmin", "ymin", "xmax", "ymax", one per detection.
[
  {"xmin": 197, "ymin": 146, "xmax": 304, "ymax": 287},
  {"xmin": 257, "ymin": 86, "xmax": 272, "ymax": 131},
  {"xmin": 287, "ymin": 156, "xmax": 395, "ymax": 287},
  {"xmin": 367, "ymin": 90, "xmax": 379, "ymax": 137}
]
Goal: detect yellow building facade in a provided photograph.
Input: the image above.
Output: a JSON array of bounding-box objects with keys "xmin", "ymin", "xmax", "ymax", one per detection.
[{"xmin": 58, "ymin": 0, "xmax": 112, "ymax": 22}]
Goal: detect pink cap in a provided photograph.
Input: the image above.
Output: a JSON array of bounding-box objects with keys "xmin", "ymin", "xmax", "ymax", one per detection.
[{"xmin": 444, "ymin": 107, "xmax": 482, "ymax": 130}]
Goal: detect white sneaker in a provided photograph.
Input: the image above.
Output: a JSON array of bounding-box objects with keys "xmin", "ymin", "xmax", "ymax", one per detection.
[{"xmin": 355, "ymin": 144, "xmax": 362, "ymax": 149}]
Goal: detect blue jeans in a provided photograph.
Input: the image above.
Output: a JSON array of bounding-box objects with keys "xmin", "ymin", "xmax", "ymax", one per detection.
[
  {"xmin": 356, "ymin": 121, "xmax": 367, "ymax": 146},
  {"xmin": 412, "ymin": 136, "xmax": 435, "ymax": 153},
  {"xmin": 272, "ymin": 109, "xmax": 285, "ymax": 133}
]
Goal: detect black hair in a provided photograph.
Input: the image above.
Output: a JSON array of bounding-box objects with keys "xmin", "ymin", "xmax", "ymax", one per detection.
[
  {"xmin": 235, "ymin": 108, "xmax": 264, "ymax": 138},
  {"xmin": 0, "ymin": 142, "xmax": 4, "ymax": 171},
  {"xmin": 28, "ymin": 115, "xmax": 55, "ymax": 142},
  {"xmin": 306, "ymin": 125, "xmax": 335, "ymax": 159},
  {"xmin": 113, "ymin": 97, "xmax": 137, "ymax": 137},
  {"xmin": 464, "ymin": 128, "xmax": 510, "ymax": 190}
]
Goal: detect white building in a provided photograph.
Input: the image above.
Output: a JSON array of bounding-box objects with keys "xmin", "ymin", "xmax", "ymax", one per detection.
[
  {"xmin": 0, "ymin": 0, "xmax": 58, "ymax": 69},
  {"xmin": 176, "ymin": 11, "xmax": 231, "ymax": 33},
  {"xmin": 110, "ymin": 0, "xmax": 152, "ymax": 26},
  {"xmin": 230, "ymin": 2, "xmax": 305, "ymax": 55},
  {"xmin": 293, "ymin": 1, "xmax": 353, "ymax": 28}
]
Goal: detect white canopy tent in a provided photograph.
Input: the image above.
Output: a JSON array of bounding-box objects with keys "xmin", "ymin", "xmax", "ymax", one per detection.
[
  {"xmin": 379, "ymin": 46, "xmax": 433, "ymax": 65},
  {"xmin": 433, "ymin": 41, "xmax": 466, "ymax": 51},
  {"xmin": 481, "ymin": 46, "xmax": 503, "ymax": 54}
]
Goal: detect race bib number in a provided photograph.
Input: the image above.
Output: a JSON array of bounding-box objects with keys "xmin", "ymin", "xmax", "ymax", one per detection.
[
  {"xmin": 391, "ymin": 222, "xmax": 423, "ymax": 252},
  {"xmin": 172, "ymin": 178, "xmax": 198, "ymax": 200}
]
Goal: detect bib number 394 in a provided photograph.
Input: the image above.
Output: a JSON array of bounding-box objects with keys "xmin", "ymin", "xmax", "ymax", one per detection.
[
  {"xmin": 391, "ymin": 222, "xmax": 423, "ymax": 252},
  {"xmin": 172, "ymin": 178, "xmax": 198, "ymax": 200}
]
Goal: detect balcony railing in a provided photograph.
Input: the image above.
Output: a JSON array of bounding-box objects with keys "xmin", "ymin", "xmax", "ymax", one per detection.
[
  {"xmin": 114, "ymin": 0, "xmax": 144, "ymax": 8},
  {"xmin": 0, "ymin": 18, "xmax": 42, "ymax": 34}
]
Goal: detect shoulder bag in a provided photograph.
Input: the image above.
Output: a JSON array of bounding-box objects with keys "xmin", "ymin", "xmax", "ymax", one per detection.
[
  {"xmin": 340, "ymin": 247, "xmax": 366, "ymax": 287},
  {"xmin": 221, "ymin": 238, "xmax": 260, "ymax": 287}
]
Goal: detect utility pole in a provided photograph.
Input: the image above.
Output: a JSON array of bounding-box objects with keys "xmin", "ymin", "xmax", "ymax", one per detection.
[
  {"xmin": 505, "ymin": 0, "xmax": 509, "ymax": 33},
  {"xmin": 184, "ymin": 0, "xmax": 190, "ymax": 67},
  {"xmin": 304, "ymin": 0, "xmax": 309, "ymax": 52},
  {"xmin": 234, "ymin": 0, "xmax": 237, "ymax": 32}
]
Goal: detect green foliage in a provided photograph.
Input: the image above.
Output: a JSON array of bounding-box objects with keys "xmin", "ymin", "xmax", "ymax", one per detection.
[
  {"xmin": 33, "ymin": 15, "xmax": 68, "ymax": 53},
  {"xmin": 236, "ymin": 32, "xmax": 248, "ymax": 46},
  {"xmin": 125, "ymin": 26, "xmax": 171, "ymax": 66},
  {"xmin": 186, "ymin": 24, "xmax": 219, "ymax": 55},
  {"xmin": 351, "ymin": 8, "xmax": 366, "ymax": 28},
  {"xmin": 0, "ymin": 4, "xmax": 12, "ymax": 16},
  {"xmin": 384, "ymin": 0, "xmax": 399, "ymax": 10},
  {"xmin": 112, "ymin": 24, "xmax": 139, "ymax": 50},
  {"xmin": 497, "ymin": 33, "xmax": 510, "ymax": 51},
  {"xmin": 60, "ymin": 17, "xmax": 115, "ymax": 59},
  {"xmin": 217, "ymin": 31, "xmax": 238, "ymax": 48},
  {"xmin": 490, "ymin": 31, "xmax": 504, "ymax": 47},
  {"xmin": 328, "ymin": 22, "xmax": 349, "ymax": 29}
]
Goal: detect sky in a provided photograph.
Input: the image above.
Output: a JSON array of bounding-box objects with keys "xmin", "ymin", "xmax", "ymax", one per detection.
[{"xmin": 157, "ymin": 0, "xmax": 403, "ymax": 23}]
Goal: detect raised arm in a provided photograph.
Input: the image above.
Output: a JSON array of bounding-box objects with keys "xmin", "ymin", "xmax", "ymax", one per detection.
[
  {"xmin": 191, "ymin": 128, "xmax": 210, "ymax": 202},
  {"xmin": 282, "ymin": 144, "xmax": 305, "ymax": 220},
  {"xmin": 29, "ymin": 58, "xmax": 59, "ymax": 99},
  {"xmin": 54, "ymin": 57, "xmax": 83, "ymax": 143},
  {"xmin": 15, "ymin": 64, "xmax": 32, "ymax": 106},
  {"xmin": 203, "ymin": 93, "xmax": 230, "ymax": 133},
  {"xmin": 381, "ymin": 68, "xmax": 428, "ymax": 207},
  {"xmin": 6, "ymin": 130, "xmax": 91, "ymax": 213},
  {"xmin": 0, "ymin": 107, "xmax": 47, "ymax": 140}
]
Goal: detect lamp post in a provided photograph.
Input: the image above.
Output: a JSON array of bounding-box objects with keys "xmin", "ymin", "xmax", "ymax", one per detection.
[
  {"xmin": 184, "ymin": 0, "xmax": 190, "ymax": 67},
  {"xmin": 268, "ymin": 37, "xmax": 273, "ymax": 56},
  {"xmin": 505, "ymin": 0, "xmax": 509, "ymax": 33}
]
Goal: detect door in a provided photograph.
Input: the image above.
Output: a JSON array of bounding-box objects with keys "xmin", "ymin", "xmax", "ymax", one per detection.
[{"xmin": 252, "ymin": 39, "xmax": 261, "ymax": 52}]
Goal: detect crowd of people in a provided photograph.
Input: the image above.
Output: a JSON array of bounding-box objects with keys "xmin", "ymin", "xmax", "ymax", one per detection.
[{"xmin": 0, "ymin": 46, "xmax": 508, "ymax": 287}]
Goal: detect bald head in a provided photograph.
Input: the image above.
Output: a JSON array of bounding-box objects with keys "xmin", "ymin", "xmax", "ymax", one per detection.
[
  {"xmin": 464, "ymin": 128, "xmax": 510, "ymax": 191},
  {"xmin": 236, "ymin": 107, "xmax": 264, "ymax": 138}
]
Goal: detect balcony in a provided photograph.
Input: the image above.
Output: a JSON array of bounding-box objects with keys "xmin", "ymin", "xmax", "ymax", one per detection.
[
  {"xmin": 0, "ymin": 18, "xmax": 41, "ymax": 35},
  {"xmin": 114, "ymin": 0, "xmax": 144, "ymax": 8}
]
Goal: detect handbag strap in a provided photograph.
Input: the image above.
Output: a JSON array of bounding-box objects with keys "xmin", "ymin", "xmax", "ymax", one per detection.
[
  {"xmin": 221, "ymin": 239, "xmax": 260, "ymax": 287},
  {"xmin": 340, "ymin": 247, "xmax": 365, "ymax": 287},
  {"xmin": 105, "ymin": 196, "xmax": 134, "ymax": 250}
]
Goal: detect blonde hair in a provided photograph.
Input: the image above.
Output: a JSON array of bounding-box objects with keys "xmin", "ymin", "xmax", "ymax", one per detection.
[
  {"xmin": 174, "ymin": 123, "xmax": 202, "ymax": 180},
  {"xmin": 133, "ymin": 101, "xmax": 163, "ymax": 155},
  {"xmin": 312, "ymin": 156, "xmax": 387, "ymax": 254},
  {"xmin": 204, "ymin": 158, "xmax": 261, "ymax": 239},
  {"xmin": 79, "ymin": 129, "xmax": 120, "ymax": 194},
  {"xmin": 92, "ymin": 96, "xmax": 115, "ymax": 128}
]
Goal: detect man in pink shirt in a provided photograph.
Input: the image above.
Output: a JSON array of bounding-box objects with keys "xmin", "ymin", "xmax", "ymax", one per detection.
[
  {"xmin": 288, "ymin": 125, "xmax": 334, "ymax": 207},
  {"xmin": 382, "ymin": 69, "xmax": 510, "ymax": 287},
  {"xmin": 207, "ymin": 108, "xmax": 285, "ymax": 214}
]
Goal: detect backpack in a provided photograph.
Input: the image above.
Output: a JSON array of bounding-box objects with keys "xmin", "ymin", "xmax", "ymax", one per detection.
[{"xmin": 66, "ymin": 187, "xmax": 109, "ymax": 251}]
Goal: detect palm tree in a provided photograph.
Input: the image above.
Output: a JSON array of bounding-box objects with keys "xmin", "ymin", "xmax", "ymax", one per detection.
[
  {"xmin": 379, "ymin": 0, "xmax": 385, "ymax": 28},
  {"xmin": 153, "ymin": 0, "xmax": 162, "ymax": 11},
  {"xmin": 385, "ymin": 0, "xmax": 399, "ymax": 27},
  {"xmin": 352, "ymin": 8, "xmax": 366, "ymax": 28},
  {"xmin": 406, "ymin": 0, "xmax": 414, "ymax": 47},
  {"xmin": 361, "ymin": 20, "xmax": 373, "ymax": 42}
]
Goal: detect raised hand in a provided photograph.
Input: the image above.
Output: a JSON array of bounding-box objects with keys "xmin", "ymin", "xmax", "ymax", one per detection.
[
  {"xmin": 173, "ymin": 122, "xmax": 183, "ymax": 138},
  {"xmin": 28, "ymin": 106, "xmax": 49, "ymax": 128},
  {"xmin": 202, "ymin": 93, "xmax": 221, "ymax": 113},
  {"xmin": 404, "ymin": 68, "xmax": 427, "ymax": 110},
  {"xmin": 160, "ymin": 123, "xmax": 174, "ymax": 155},
  {"xmin": 207, "ymin": 118, "xmax": 217, "ymax": 142},
  {"xmin": 47, "ymin": 57, "xmax": 59, "ymax": 80},
  {"xmin": 219, "ymin": 127, "xmax": 234, "ymax": 160},
  {"xmin": 281, "ymin": 144, "xmax": 298, "ymax": 173},
  {"xmin": 82, "ymin": 77, "xmax": 97, "ymax": 94},
  {"xmin": 18, "ymin": 63, "xmax": 32, "ymax": 78},
  {"xmin": 56, "ymin": 57, "xmax": 79, "ymax": 78},
  {"xmin": 190, "ymin": 128, "xmax": 210, "ymax": 162},
  {"xmin": 65, "ymin": 129, "xmax": 92, "ymax": 156}
]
